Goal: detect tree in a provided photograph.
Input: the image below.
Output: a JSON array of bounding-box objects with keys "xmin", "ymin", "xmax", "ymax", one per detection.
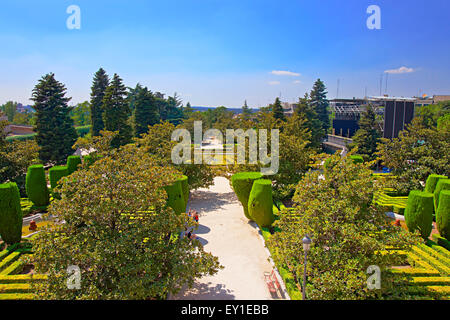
[
  {"xmin": 242, "ymin": 100, "xmax": 252, "ymax": 119},
  {"xmin": 12, "ymin": 111, "xmax": 33, "ymax": 126},
  {"xmin": 376, "ymin": 117, "xmax": 450, "ymax": 194},
  {"xmin": 31, "ymin": 73, "xmax": 78, "ymax": 164},
  {"xmin": 102, "ymin": 73, "xmax": 133, "ymax": 148},
  {"xmin": 90, "ymin": 68, "xmax": 109, "ymax": 136},
  {"xmin": 268, "ymin": 154, "xmax": 420, "ymax": 300},
  {"xmin": 295, "ymin": 93, "xmax": 324, "ymax": 149},
  {"xmin": 133, "ymin": 86, "xmax": 159, "ymax": 137},
  {"xmin": 350, "ymin": 104, "xmax": 381, "ymax": 161},
  {"xmin": 1, "ymin": 101, "xmax": 18, "ymax": 122},
  {"xmin": 30, "ymin": 142, "xmax": 221, "ymax": 299},
  {"xmin": 70, "ymin": 101, "xmax": 91, "ymax": 127},
  {"xmin": 183, "ymin": 102, "xmax": 194, "ymax": 119},
  {"xmin": 272, "ymin": 97, "xmax": 286, "ymax": 121},
  {"xmin": 310, "ymin": 79, "xmax": 330, "ymax": 133}
]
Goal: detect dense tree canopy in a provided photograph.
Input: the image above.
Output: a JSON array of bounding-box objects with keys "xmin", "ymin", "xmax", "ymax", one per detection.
[
  {"xmin": 310, "ymin": 79, "xmax": 330, "ymax": 133},
  {"xmin": 133, "ymin": 85, "xmax": 159, "ymax": 137},
  {"xmin": 350, "ymin": 104, "xmax": 382, "ymax": 161},
  {"xmin": 90, "ymin": 68, "xmax": 109, "ymax": 136}
]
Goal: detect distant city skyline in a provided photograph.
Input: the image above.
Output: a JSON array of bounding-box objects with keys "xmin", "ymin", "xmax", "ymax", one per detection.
[{"xmin": 0, "ymin": 0, "xmax": 449, "ymax": 108}]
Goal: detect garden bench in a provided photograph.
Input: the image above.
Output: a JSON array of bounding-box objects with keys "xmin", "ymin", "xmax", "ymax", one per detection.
[{"xmin": 264, "ymin": 270, "xmax": 281, "ymax": 294}]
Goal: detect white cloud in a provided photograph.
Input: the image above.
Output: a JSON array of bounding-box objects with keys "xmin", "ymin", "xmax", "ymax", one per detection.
[
  {"xmin": 270, "ymin": 70, "xmax": 300, "ymax": 76},
  {"xmin": 384, "ymin": 66, "xmax": 415, "ymax": 74},
  {"xmin": 293, "ymin": 80, "xmax": 301, "ymax": 84},
  {"xmin": 268, "ymin": 81, "xmax": 280, "ymax": 85}
]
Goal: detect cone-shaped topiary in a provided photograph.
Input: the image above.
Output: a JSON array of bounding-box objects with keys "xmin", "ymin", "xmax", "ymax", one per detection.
[
  {"xmin": 231, "ymin": 172, "xmax": 263, "ymax": 219},
  {"xmin": 436, "ymin": 190, "xmax": 450, "ymax": 240},
  {"xmin": 425, "ymin": 174, "xmax": 448, "ymax": 194},
  {"xmin": 248, "ymin": 179, "xmax": 275, "ymax": 227},
  {"xmin": 405, "ymin": 190, "xmax": 434, "ymax": 239},
  {"xmin": 49, "ymin": 166, "xmax": 69, "ymax": 189},
  {"xmin": 0, "ymin": 182, "xmax": 23, "ymax": 245},
  {"xmin": 434, "ymin": 179, "xmax": 450, "ymax": 210},
  {"xmin": 67, "ymin": 155, "xmax": 82, "ymax": 174},
  {"xmin": 164, "ymin": 179, "xmax": 186, "ymax": 214},
  {"xmin": 179, "ymin": 175, "xmax": 189, "ymax": 206},
  {"xmin": 25, "ymin": 164, "xmax": 49, "ymax": 207},
  {"xmin": 350, "ymin": 155, "xmax": 364, "ymax": 164}
]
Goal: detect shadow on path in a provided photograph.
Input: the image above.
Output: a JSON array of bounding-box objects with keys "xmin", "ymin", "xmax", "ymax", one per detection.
[
  {"xmin": 188, "ymin": 191, "xmax": 237, "ymax": 213},
  {"xmin": 173, "ymin": 282, "xmax": 236, "ymax": 300}
]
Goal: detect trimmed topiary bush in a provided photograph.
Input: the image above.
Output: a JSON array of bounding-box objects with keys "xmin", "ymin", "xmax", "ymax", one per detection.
[
  {"xmin": 231, "ymin": 172, "xmax": 263, "ymax": 220},
  {"xmin": 405, "ymin": 190, "xmax": 434, "ymax": 239},
  {"xmin": 434, "ymin": 179, "xmax": 450, "ymax": 210},
  {"xmin": 82, "ymin": 155, "xmax": 95, "ymax": 167},
  {"xmin": 350, "ymin": 155, "xmax": 364, "ymax": 164},
  {"xmin": 248, "ymin": 179, "xmax": 275, "ymax": 228},
  {"xmin": 0, "ymin": 182, "xmax": 23, "ymax": 245},
  {"xmin": 49, "ymin": 166, "xmax": 69, "ymax": 189},
  {"xmin": 67, "ymin": 155, "xmax": 82, "ymax": 175},
  {"xmin": 164, "ymin": 179, "xmax": 186, "ymax": 214},
  {"xmin": 25, "ymin": 164, "xmax": 49, "ymax": 207},
  {"xmin": 179, "ymin": 175, "xmax": 189, "ymax": 206},
  {"xmin": 425, "ymin": 174, "xmax": 448, "ymax": 194},
  {"xmin": 436, "ymin": 190, "xmax": 450, "ymax": 240}
]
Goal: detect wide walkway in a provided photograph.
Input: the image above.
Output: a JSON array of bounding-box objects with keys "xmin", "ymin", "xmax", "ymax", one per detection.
[{"xmin": 169, "ymin": 176, "xmax": 276, "ymax": 300}]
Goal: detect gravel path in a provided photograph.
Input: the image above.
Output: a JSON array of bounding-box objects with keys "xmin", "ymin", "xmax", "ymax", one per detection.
[{"xmin": 169, "ymin": 176, "xmax": 278, "ymax": 300}]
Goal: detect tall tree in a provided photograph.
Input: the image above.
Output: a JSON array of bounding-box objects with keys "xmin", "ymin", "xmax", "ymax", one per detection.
[
  {"xmin": 183, "ymin": 102, "xmax": 194, "ymax": 119},
  {"xmin": 350, "ymin": 104, "xmax": 381, "ymax": 161},
  {"xmin": 2, "ymin": 101, "xmax": 18, "ymax": 122},
  {"xmin": 133, "ymin": 86, "xmax": 159, "ymax": 137},
  {"xmin": 272, "ymin": 97, "xmax": 286, "ymax": 121},
  {"xmin": 90, "ymin": 68, "xmax": 109, "ymax": 136},
  {"xmin": 310, "ymin": 79, "xmax": 330, "ymax": 133},
  {"xmin": 295, "ymin": 93, "xmax": 324, "ymax": 148},
  {"xmin": 31, "ymin": 73, "xmax": 78, "ymax": 164},
  {"xmin": 102, "ymin": 73, "xmax": 132, "ymax": 148},
  {"xmin": 242, "ymin": 100, "xmax": 252, "ymax": 119}
]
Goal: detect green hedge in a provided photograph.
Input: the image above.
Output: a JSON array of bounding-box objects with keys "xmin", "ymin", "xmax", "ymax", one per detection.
[
  {"xmin": 434, "ymin": 179, "xmax": 450, "ymax": 210},
  {"xmin": 179, "ymin": 175, "xmax": 189, "ymax": 206},
  {"xmin": 25, "ymin": 165, "xmax": 49, "ymax": 207},
  {"xmin": 48, "ymin": 166, "xmax": 69, "ymax": 190},
  {"xmin": 248, "ymin": 179, "xmax": 275, "ymax": 227},
  {"xmin": 5, "ymin": 134, "xmax": 36, "ymax": 142},
  {"xmin": 405, "ymin": 190, "xmax": 434, "ymax": 239},
  {"xmin": 425, "ymin": 174, "xmax": 448, "ymax": 194},
  {"xmin": 66, "ymin": 155, "xmax": 82, "ymax": 175},
  {"xmin": 164, "ymin": 179, "xmax": 186, "ymax": 214},
  {"xmin": 350, "ymin": 155, "xmax": 364, "ymax": 164},
  {"xmin": 432, "ymin": 234, "xmax": 450, "ymax": 251},
  {"xmin": 0, "ymin": 183, "xmax": 23, "ymax": 245},
  {"xmin": 436, "ymin": 190, "xmax": 450, "ymax": 240},
  {"xmin": 75, "ymin": 125, "xmax": 91, "ymax": 137},
  {"xmin": 231, "ymin": 172, "xmax": 263, "ymax": 220}
]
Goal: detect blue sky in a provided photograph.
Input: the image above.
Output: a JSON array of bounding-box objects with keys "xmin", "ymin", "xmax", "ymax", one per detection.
[{"xmin": 0, "ymin": 0, "xmax": 449, "ymax": 108}]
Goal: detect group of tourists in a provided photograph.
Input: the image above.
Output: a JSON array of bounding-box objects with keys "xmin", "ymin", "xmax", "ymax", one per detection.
[{"xmin": 184, "ymin": 209, "xmax": 200, "ymax": 240}]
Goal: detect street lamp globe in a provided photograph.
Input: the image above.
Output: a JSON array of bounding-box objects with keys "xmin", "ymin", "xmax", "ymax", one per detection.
[{"xmin": 302, "ymin": 235, "xmax": 312, "ymax": 252}]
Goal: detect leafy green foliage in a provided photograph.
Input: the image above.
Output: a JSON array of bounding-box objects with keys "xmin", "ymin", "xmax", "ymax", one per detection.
[
  {"xmin": 248, "ymin": 179, "xmax": 275, "ymax": 227},
  {"xmin": 350, "ymin": 104, "xmax": 381, "ymax": 161},
  {"xmin": 0, "ymin": 182, "xmax": 23, "ymax": 245},
  {"xmin": 66, "ymin": 156, "xmax": 82, "ymax": 175},
  {"xmin": 31, "ymin": 73, "xmax": 78, "ymax": 164},
  {"xmin": 434, "ymin": 179, "xmax": 450, "ymax": 210},
  {"xmin": 295, "ymin": 93, "xmax": 324, "ymax": 149},
  {"xmin": 425, "ymin": 174, "xmax": 448, "ymax": 194},
  {"xmin": 48, "ymin": 166, "xmax": 69, "ymax": 190},
  {"xmin": 70, "ymin": 101, "xmax": 91, "ymax": 127},
  {"xmin": 132, "ymin": 85, "xmax": 159, "ymax": 137},
  {"xmin": 405, "ymin": 191, "xmax": 434, "ymax": 239},
  {"xmin": 231, "ymin": 172, "xmax": 263, "ymax": 219},
  {"xmin": 271, "ymin": 97, "xmax": 286, "ymax": 121},
  {"xmin": 268, "ymin": 154, "xmax": 420, "ymax": 299},
  {"xmin": 310, "ymin": 79, "xmax": 330, "ymax": 133},
  {"xmin": 25, "ymin": 164, "xmax": 49, "ymax": 207},
  {"xmin": 30, "ymin": 143, "xmax": 221, "ymax": 299},
  {"xmin": 90, "ymin": 68, "xmax": 109, "ymax": 136}
]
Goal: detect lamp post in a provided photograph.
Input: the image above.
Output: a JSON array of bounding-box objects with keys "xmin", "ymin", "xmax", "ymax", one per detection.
[{"xmin": 302, "ymin": 235, "xmax": 312, "ymax": 300}]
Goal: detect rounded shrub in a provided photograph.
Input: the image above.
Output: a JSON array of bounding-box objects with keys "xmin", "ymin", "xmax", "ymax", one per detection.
[
  {"xmin": 25, "ymin": 164, "xmax": 49, "ymax": 207},
  {"xmin": 405, "ymin": 190, "xmax": 434, "ymax": 239},
  {"xmin": 67, "ymin": 155, "xmax": 82, "ymax": 174},
  {"xmin": 49, "ymin": 166, "xmax": 69, "ymax": 189},
  {"xmin": 248, "ymin": 179, "xmax": 275, "ymax": 228},
  {"xmin": 434, "ymin": 179, "xmax": 450, "ymax": 210},
  {"xmin": 179, "ymin": 175, "xmax": 189, "ymax": 206},
  {"xmin": 350, "ymin": 155, "xmax": 364, "ymax": 164},
  {"xmin": 425, "ymin": 174, "xmax": 448, "ymax": 194},
  {"xmin": 0, "ymin": 182, "xmax": 23, "ymax": 245},
  {"xmin": 83, "ymin": 155, "xmax": 95, "ymax": 167},
  {"xmin": 436, "ymin": 190, "xmax": 450, "ymax": 240},
  {"xmin": 164, "ymin": 179, "xmax": 186, "ymax": 214},
  {"xmin": 231, "ymin": 172, "xmax": 263, "ymax": 219}
]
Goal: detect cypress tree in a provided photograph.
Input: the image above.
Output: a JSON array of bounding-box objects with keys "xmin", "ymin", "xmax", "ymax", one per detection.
[
  {"xmin": 102, "ymin": 73, "xmax": 132, "ymax": 148},
  {"xmin": 184, "ymin": 102, "xmax": 194, "ymax": 119},
  {"xmin": 133, "ymin": 86, "xmax": 159, "ymax": 137},
  {"xmin": 350, "ymin": 104, "xmax": 381, "ymax": 161},
  {"xmin": 295, "ymin": 93, "xmax": 324, "ymax": 148},
  {"xmin": 272, "ymin": 97, "xmax": 286, "ymax": 121},
  {"xmin": 31, "ymin": 73, "xmax": 78, "ymax": 164},
  {"xmin": 310, "ymin": 79, "xmax": 330, "ymax": 133},
  {"xmin": 242, "ymin": 100, "xmax": 252, "ymax": 119},
  {"xmin": 90, "ymin": 68, "xmax": 109, "ymax": 136}
]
